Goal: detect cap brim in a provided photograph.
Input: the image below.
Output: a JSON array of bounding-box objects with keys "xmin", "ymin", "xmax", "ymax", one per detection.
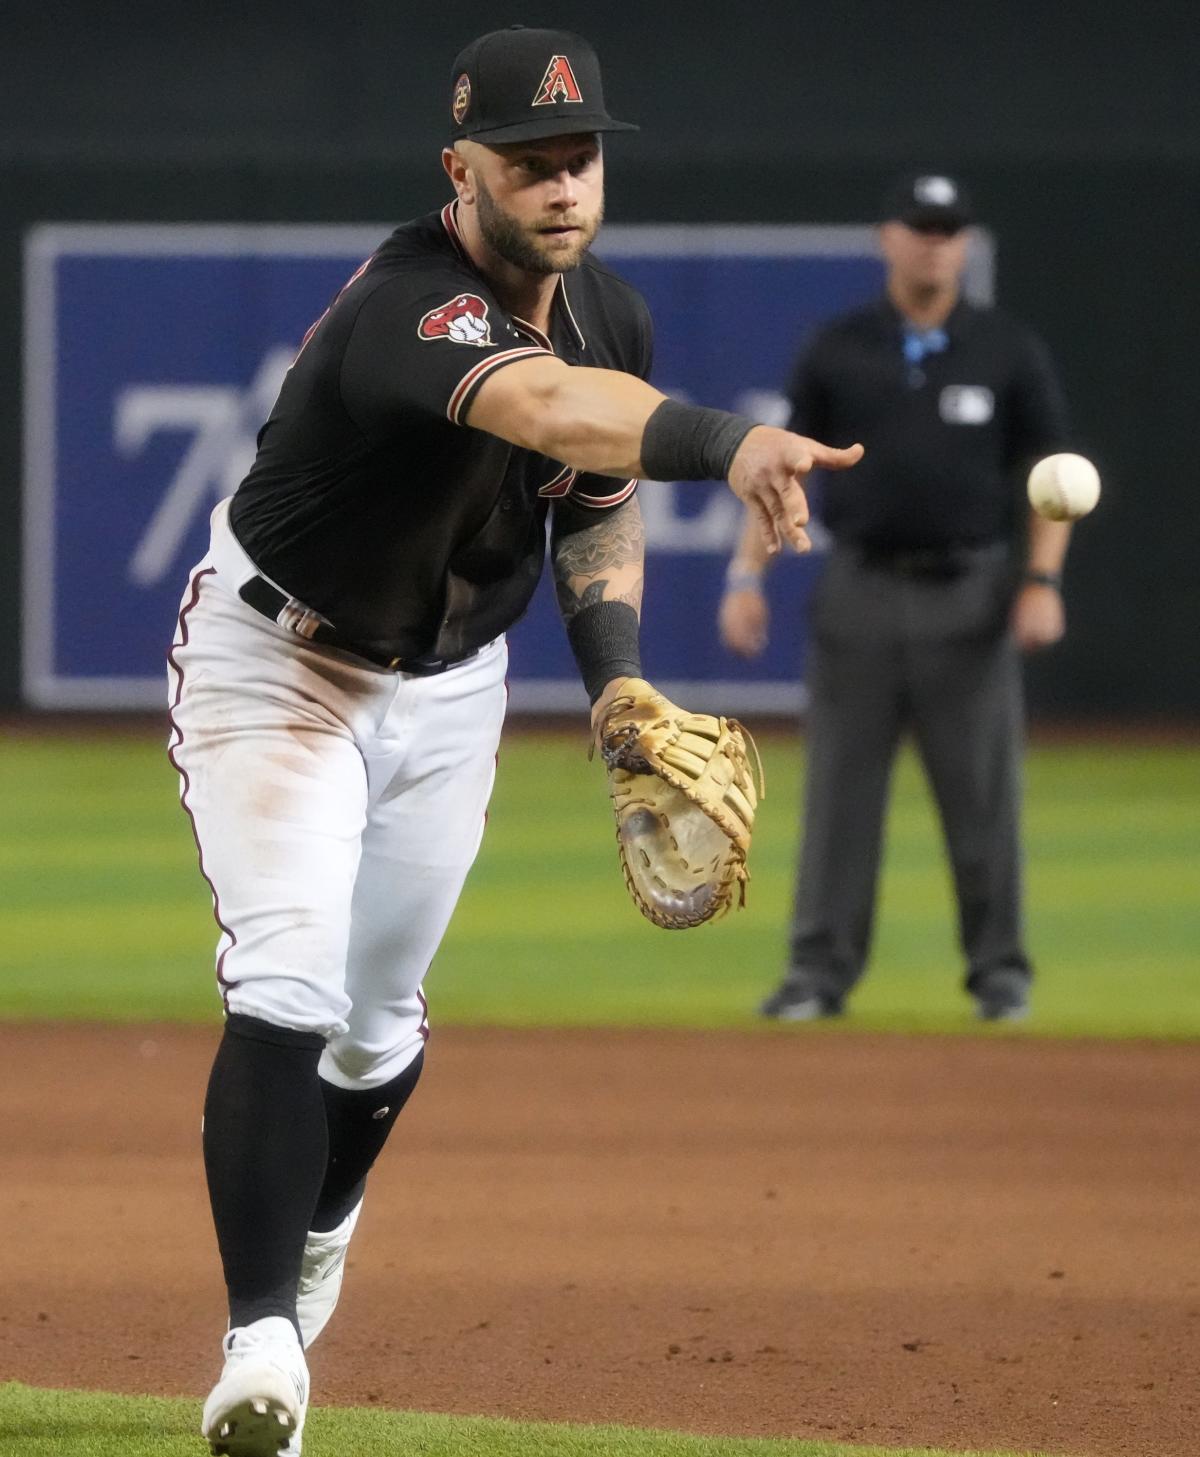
[
  {"xmin": 896, "ymin": 207, "xmax": 972, "ymax": 231},
  {"xmin": 460, "ymin": 113, "xmax": 639, "ymax": 143}
]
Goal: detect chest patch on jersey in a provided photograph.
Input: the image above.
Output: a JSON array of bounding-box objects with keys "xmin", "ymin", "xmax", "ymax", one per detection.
[
  {"xmin": 538, "ymin": 465, "xmax": 578, "ymax": 498},
  {"xmin": 939, "ymin": 384, "xmax": 995, "ymax": 425},
  {"xmin": 418, "ymin": 293, "xmax": 495, "ymax": 348}
]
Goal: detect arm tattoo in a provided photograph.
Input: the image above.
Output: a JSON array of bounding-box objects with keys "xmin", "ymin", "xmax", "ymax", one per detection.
[
  {"xmin": 553, "ymin": 499, "xmax": 645, "ymax": 578},
  {"xmin": 552, "ymin": 499, "xmax": 644, "ymax": 624},
  {"xmin": 555, "ymin": 575, "xmax": 642, "ymax": 619}
]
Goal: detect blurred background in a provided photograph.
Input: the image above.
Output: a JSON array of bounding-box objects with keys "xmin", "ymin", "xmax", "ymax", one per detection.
[
  {"xmin": 2, "ymin": 0, "xmax": 1198, "ymax": 718},
  {"xmin": 1, "ymin": 1, "xmax": 1197, "ymax": 1034}
]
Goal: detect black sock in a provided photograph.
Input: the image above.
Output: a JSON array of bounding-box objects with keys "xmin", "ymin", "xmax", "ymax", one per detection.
[
  {"xmin": 202, "ymin": 1013, "xmax": 328, "ymax": 1336},
  {"xmin": 311, "ymin": 1047, "xmax": 425, "ymax": 1231}
]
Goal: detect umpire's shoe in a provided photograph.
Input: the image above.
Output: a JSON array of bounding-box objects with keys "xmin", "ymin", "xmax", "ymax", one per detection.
[
  {"xmin": 296, "ymin": 1197, "xmax": 363, "ymax": 1348},
  {"xmin": 758, "ymin": 974, "xmax": 844, "ymax": 1021},
  {"xmin": 201, "ymin": 1316, "xmax": 309, "ymax": 1457},
  {"xmin": 972, "ymin": 968, "xmax": 1031, "ymax": 1022}
]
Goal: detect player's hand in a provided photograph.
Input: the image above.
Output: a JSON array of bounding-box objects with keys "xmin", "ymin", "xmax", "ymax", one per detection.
[
  {"xmin": 589, "ymin": 676, "xmax": 632, "ymax": 752},
  {"xmin": 1011, "ymin": 581, "xmax": 1066, "ymax": 653},
  {"xmin": 719, "ymin": 587, "xmax": 769, "ymax": 658},
  {"xmin": 728, "ymin": 428, "xmax": 863, "ymax": 555}
]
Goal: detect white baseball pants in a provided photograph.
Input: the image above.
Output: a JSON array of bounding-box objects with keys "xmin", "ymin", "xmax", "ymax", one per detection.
[{"xmin": 168, "ymin": 502, "xmax": 508, "ymax": 1089}]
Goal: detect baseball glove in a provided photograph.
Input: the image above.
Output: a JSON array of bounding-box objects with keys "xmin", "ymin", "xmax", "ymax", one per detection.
[{"xmin": 597, "ymin": 677, "xmax": 762, "ymax": 930}]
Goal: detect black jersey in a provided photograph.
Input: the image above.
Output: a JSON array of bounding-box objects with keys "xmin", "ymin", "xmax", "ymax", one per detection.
[
  {"xmin": 230, "ymin": 201, "xmax": 652, "ymax": 664},
  {"xmin": 788, "ymin": 298, "xmax": 1069, "ymax": 551}
]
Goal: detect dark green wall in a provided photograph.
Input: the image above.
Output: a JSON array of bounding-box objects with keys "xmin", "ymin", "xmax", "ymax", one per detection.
[{"xmin": 2, "ymin": 2, "xmax": 1197, "ymax": 715}]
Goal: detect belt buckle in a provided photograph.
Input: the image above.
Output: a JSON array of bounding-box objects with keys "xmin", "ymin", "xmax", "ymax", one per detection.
[{"xmin": 389, "ymin": 653, "xmax": 448, "ymax": 675}]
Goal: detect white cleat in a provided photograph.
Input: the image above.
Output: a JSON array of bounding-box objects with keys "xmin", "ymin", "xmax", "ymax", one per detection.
[
  {"xmin": 297, "ymin": 1198, "xmax": 363, "ymax": 1349},
  {"xmin": 201, "ymin": 1316, "xmax": 309, "ymax": 1457}
]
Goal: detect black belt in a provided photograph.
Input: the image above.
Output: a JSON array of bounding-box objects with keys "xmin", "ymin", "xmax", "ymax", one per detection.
[
  {"xmin": 856, "ymin": 541, "xmax": 1004, "ymax": 580},
  {"xmin": 238, "ymin": 576, "xmax": 478, "ymax": 675}
]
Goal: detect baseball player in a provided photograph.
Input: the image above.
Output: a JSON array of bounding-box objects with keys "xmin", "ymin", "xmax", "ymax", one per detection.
[{"xmin": 171, "ymin": 25, "xmax": 861, "ymax": 1456}]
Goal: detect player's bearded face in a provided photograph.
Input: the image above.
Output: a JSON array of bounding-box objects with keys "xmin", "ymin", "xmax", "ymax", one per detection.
[{"xmin": 474, "ymin": 140, "xmax": 604, "ymax": 275}]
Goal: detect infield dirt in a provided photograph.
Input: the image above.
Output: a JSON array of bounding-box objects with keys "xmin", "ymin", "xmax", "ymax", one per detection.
[{"xmin": 1, "ymin": 1023, "xmax": 1196, "ymax": 1457}]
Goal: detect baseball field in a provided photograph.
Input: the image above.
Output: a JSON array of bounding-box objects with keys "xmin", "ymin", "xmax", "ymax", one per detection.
[{"xmin": 2, "ymin": 725, "xmax": 1198, "ymax": 1457}]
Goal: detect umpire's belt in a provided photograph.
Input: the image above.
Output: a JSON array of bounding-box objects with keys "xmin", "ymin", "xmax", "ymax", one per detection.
[
  {"xmin": 857, "ymin": 541, "xmax": 1004, "ymax": 580},
  {"xmin": 238, "ymin": 575, "xmax": 478, "ymax": 676}
]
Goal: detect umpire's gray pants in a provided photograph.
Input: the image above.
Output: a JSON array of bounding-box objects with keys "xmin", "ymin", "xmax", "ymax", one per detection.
[{"xmin": 789, "ymin": 542, "xmax": 1030, "ymax": 1001}]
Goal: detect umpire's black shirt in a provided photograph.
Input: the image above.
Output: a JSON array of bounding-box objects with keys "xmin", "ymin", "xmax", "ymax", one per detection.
[
  {"xmin": 789, "ymin": 297, "xmax": 1069, "ymax": 551},
  {"xmin": 230, "ymin": 201, "xmax": 651, "ymax": 664}
]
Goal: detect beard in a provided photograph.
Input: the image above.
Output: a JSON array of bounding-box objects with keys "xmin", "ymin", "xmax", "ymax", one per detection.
[{"xmin": 475, "ymin": 178, "xmax": 602, "ymax": 275}]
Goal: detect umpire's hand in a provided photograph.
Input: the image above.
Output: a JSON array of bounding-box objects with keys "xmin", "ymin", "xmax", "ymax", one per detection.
[
  {"xmin": 1011, "ymin": 580, "xmax": 1067, "ymax": 652},
  {"xmin": 719, "ymin": 586, "xmax": 770, "ymax": 659},
  {"xmin": 729, "ymin": 428, "xmax": 863, "ymax": 554}
]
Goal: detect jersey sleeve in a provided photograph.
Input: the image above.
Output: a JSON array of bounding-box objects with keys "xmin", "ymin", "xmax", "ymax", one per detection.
[
  {"xmin": 1007, "ymin": 330, "xmax": 1072, "ymax": 469},
  {"xmin": 563, "ymin": 291, "xmax": 654, "ymax": 513},
  {"xmin": 339, "ymin": 271, "xmax": 552, "ymax": 435}
]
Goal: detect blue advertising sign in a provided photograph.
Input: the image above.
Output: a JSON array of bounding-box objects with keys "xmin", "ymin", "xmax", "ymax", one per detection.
[{"xmin": 22, "ymin": 223, "xmax": 992, "ymax": 711}]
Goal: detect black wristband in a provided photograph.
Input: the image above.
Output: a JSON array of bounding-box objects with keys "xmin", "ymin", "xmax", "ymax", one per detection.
[
  {"xmin": 641, "ymin": 398, "xmax": 758, "ymax": 482},
  {"xmin": 1023, "ymin": 570, "xmax": 1062, "ymax": 590},
  {"xmin": 566, "ymin": 600, "xmax": 642, "ymax": 704}
]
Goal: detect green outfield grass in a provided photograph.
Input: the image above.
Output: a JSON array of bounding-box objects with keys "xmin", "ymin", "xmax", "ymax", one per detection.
[
  {"xmin": 0, "ymin": 1384, "xmax": 1052, "ymax": 1457},
  {"xmin": 1, "ymin": 730, "xmax": 1197, "ymax": 1038}
]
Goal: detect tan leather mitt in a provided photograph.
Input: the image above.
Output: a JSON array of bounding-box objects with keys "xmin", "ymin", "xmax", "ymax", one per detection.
[{"xmin": 597, "ymin": 677, "xmax": 762, "ymax": 930}]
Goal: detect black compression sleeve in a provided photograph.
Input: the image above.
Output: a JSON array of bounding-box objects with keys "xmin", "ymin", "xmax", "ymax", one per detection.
[
  {"xmin": 202, "ymin": 1014, "xmax": 328, "ymax": 1336},
  {"xmin": 640, "ymin": 398, "xmax": 758, "ymax": 482},
  {"xmin": 566, "ymin": 600, "xmax": 642, "ymax": 704},
  {"xmin": 312, "ymin": 1048, "xmax": 425, "ymax": 1231}
]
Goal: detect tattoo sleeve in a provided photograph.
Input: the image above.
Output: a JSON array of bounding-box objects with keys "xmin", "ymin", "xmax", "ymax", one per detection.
[{"xmin": 551, "ymin": 496, "xmax": 645, "ymax": 625}]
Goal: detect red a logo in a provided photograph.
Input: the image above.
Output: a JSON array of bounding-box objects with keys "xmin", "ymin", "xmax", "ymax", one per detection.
[{"xmin": 531, "ymin": 54, "xmax": 583, "ymax": 106}]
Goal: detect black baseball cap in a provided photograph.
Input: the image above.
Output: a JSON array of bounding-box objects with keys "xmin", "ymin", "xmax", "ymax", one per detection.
[
  {"xmin": 448, "ymin": 25, "xmax": 638, "ymax": 144},
  {"xmin": 882, "ymin": 172, "xmax": 974, "ymax": 232}
]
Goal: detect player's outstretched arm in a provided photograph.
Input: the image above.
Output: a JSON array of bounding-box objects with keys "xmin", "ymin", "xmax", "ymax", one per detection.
[{"xmin": 467, "ymin": 356, "xmax": 863, "ymax": 555}]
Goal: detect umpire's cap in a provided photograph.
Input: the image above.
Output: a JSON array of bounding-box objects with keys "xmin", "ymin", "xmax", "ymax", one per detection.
[
  {"xmin": 882, "ymin": 173, "xmax": 975, "ymax": 232},
  {"xmin": 449, "ymin": 25, "xmax": 638, "ymax": 144}
]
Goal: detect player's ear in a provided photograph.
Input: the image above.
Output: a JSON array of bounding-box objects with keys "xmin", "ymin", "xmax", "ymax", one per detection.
[{"xmin": 443, "ymin": 143, "xmax": 478, "ymax": 204}]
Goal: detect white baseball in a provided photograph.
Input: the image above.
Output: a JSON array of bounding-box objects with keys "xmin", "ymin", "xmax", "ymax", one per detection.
[{"xmin": 1026, "ymin": 453, "xmax": 1101, "ymax": 521}]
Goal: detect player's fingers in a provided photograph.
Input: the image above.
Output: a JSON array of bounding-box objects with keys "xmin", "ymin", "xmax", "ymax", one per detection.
[
  {"xmin": 748, "ymin": 496, "xmax": 781, "ymax": 555},
  {"xmin": 776, "ymin": 477, "xmax": 809, "ymax": 525},
  {"xmin": 771, "ymin": 491, "xmax": 811, "ymax": 552},
  {"xmin": 806, "ymin": 440, "xmax": 864, "ymax": 471},
  {"xmin": 766, "ymin": 476, "xmax": 811, "ymax": 552}
]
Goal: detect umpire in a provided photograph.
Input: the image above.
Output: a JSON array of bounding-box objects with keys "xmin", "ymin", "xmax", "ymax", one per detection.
[{"xmin": 720, "ymin": 173, "xmax": 1075, "ymax": 1022}]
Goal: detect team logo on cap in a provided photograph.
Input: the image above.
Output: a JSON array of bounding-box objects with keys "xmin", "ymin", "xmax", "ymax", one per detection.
[
  {"xmin": 418, "ymin": 293, "xmax": 494, "ymax": 347},
  {"xmin": 532, "ymin": 54, "xmax": 583, "ymax": 106},
  {"xmin": 451, "ymin": 72, "xmax": 471, "ymax": 125}
]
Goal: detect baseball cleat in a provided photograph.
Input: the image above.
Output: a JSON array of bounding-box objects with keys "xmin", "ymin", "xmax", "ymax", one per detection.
[
  {"xmin": 296, "ymin": 1197, "xmax": 363, "ymax": 1348},
  {"xmin": 201, "ymin": 1316, "xmax": 309, "ymax": 1457}
]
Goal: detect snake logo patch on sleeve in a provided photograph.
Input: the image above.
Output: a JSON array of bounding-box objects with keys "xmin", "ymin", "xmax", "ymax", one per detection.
[{"xmin": 418, "ymin": 293, "xmax": 495, "ymax": 348}]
